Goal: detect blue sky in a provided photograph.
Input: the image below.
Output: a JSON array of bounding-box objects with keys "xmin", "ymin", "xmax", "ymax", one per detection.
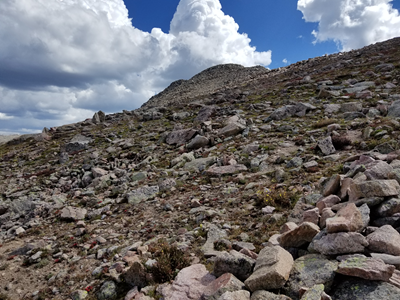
[
  {"xmin": 0, "ymin": 0, "xmax": 400, "ymax": 134},
  {"xmin": 128, "ymin": 0, "xmax": 400, "ymax": 69}
]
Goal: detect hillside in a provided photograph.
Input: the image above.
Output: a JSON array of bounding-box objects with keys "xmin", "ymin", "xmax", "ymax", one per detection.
[{"xmin": 0, "ymin": 37, "xmax": 400, "ymax": 300}]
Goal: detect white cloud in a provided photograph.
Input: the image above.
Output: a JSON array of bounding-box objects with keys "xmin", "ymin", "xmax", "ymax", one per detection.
[
  {"xmin": 0, "ymin": 0, "xmax": 271, "ymax": 133},
  {"xmin": 0, "ymin": 113, "xmax": 13, "ymax": 120},
  {"xmin": 298, "ymin": 0, "xmax": 400, "ymax": 51},
  {"xmin": 282, "ymin": 58, "xmax": 289, "ymax": 64}
]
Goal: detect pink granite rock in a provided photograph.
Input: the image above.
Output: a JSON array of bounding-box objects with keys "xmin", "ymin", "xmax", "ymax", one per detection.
[
  {"xmin": 316, "ymin": 195, "xmax": 341, "ymax": 214},
  {"xmin": 326, "ymin": 203, "xmax": 364, "ymax": 233},
  {"xmin": 348, "ymin": 180, "xmax": 400, "ymax": 202},
  {"xmin": 302, "ymin": 208, "xmax": 320, "ymax": 225},
  {"xmin": 278, "ymin": 222, "xmax": 320, "ymax": 248},
  {"xmin": 336, "ymin": 254, "xmax": 395, "ymax": 281},
  {"xmin": 367, "ymin": 225, "xmax": 400, "ymax": 256},
  {"xmin": 160, "ymin": 264, "xmax": 216, "ymax": 300}
]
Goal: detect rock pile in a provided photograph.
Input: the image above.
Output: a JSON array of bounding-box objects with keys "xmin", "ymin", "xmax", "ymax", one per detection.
[{"xmin": 0, "ymin": 37, "xmax": 399, "ymax": 299}]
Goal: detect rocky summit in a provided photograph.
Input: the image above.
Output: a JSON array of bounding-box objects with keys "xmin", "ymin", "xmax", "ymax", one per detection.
[{"xmin": 0, "ymin": 37, "xmax": 400, "ymax": 300}]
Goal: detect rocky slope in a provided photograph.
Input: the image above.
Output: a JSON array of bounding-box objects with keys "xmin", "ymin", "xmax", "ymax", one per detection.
[{"xmin": 0, "ymin": 37, "xmax": 400, "ymax": 300}]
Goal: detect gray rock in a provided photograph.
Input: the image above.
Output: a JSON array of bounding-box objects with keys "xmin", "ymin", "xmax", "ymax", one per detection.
[
  {"xmin": 195, "ymin": 106, "xmax": 216, "ymax": 123},
  {"xmin": 126, "ymin": 185, "xmax": 159, "ymax": 205},
  {"xmin": 166, "ymin": 129, "xmax": 197, "ymax": 145},
  {"xmin": 283, "ymin": 254, "xmax": 338, "ymax": 300},
  {"xmin": 123, "ymin": 262, "xmax": 148, "ymax": 289},
  {"xmin": 244, "ymin": 245, "xmax": 293, "ymax": 292},
  {"xmin": 92, "ymin": 111, "xmax": 106, "ymax": 123},
  {"xmin": 310, "ymin": 231, "xmax": 368, "ymax": 255},
  {"xmin": 202, "ymin": 224, "xmax": 228, "ymax": 257},
  {"xmin": 213, "ymin": 250, "xmax": 256, "ymax": 282},
  {"xmin": 70, "ymin": 290, "xmax": 88, "ymax": 300},
  {"xmin": 388, "ymin": 100, "xmax": 400, "ymax": 118},
  {"xmin": 318, "ymin": 136, "xmax": 336, "ymax": 155},
  {"xmin": 375, "ymin": 198, "xmax": 400, "ymax": 218},
  {"xmin": 367, "ymin": 225, "xmax": 400, "ymax": 256},
  {"xmin": 370, "ymin": 253, "xmax": 400, "ymax": 269},
  {"xmin": 65, "ymin": 134, "xmax": 93, "ymax": 154},
  {"xmin": 187, "ymin": 135, "xmax": 209, "ymax": 150},
  {"xmin": 365, "ymin": 161, "xmax": 393, "ymax": 180},
  {"xmin": 97, "ymin": 281, "xmax": 117, "ymax": 300},
  {"xmin": 286, "ymin": 157, "xmax": 303, "ymax": 168},
  {"xmin": 375, "ymin": 63, "xmax": 395, "ymax": 72},
  {"xmin": 349, "ymin": 180, "xmax": 400, "ymax": 201},
  {"xmin": 341, "ymin": 102, "xmax": 362, "ymax": 112},
  {"xmin": 184, "ymin": 156, "xmax": 217, "ymax": 172},
  {"xmin": 158, "ymin": 178, "xmax": 176, "ymax": 192},
  {"xmin": 218, "ymin": 123, "xmax": 246, "ymax": 137},
  {"xmin": 60, "ymin": 206, "xmax": 87, "ymax": 221},
  {"xmin": 205, "ymin": 165, "xmax": 248, "ymax": 176},
  {"xmin": 332, "ymin": 278, "xmax": 400, "ymax": 299}
]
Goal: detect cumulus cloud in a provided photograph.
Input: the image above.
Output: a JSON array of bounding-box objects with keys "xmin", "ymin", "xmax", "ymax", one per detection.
[
  {"xmin": 0, "ymin": 0, "xmax": 271, "ymax": 134},
  {"xmin": 298, "ymin": 0, "xmax": 400, "ymax": 51}
]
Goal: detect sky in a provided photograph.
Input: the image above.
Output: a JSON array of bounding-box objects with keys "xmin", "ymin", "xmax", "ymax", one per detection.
[{"xmin": 0, "ymin": 0, "xmax": 400, "ymax": 135}]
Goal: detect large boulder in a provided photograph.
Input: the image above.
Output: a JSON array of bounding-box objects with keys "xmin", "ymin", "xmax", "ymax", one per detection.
[
  {"xmin": 367, "ymin": 225, "xmax": 400, "ymax": 256},
  {"xmin": 244, "ymin": 245, "xmax": 293, "ymax": 292},
  {"xmin": 348, "ymin": 180, "xmax": 400, "ymax": 201},
  {"xmin": 166, "ymin": 129, "xmax": 197, "ymax": 145},
  {"xmin": 336, "ymin": 254, "xmax": 395, "ymax": 281},
  {"xmin": 310, "ymin": 231, "xmax": 368, "ymax": 255},
  {"xmin": 283, "ymin": 254, "xmax": 338, "ymax": 300},
  {"xmin": 332, "ymin": 278, "xmax": 400, "ymax": 299}
]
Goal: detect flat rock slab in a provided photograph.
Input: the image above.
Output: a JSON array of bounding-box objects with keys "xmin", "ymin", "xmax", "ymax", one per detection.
[
  {"xmin": 283, "ymin": 254, "xmax": 338, "ymax": 299},
  {"xmin": 166, "ymin": 129, "xmax": 197, "ymax": 145},
  {"xmin": 349, "ymin": 180, "xmax": 400, "ymax": 201},
  {"xmin": 332, "ymin": 278, "xmax": 400, "ymax": 300},
  {"xmin": 367, "ymin": 225, "xmax": 400, "ymax": 256},
  {"xmin": 126, "ymin": 185, "xmax": 159, "ymax": 205},
  {"xmin": 278, "ymin": 222, "xmax": 320, "ymax": 248},
  {"xmin": 244, "ymin": 245, "xmax": 293, "ymax": 292},
  {"xmin": 205, "ymin": 164, "xmax": 247, "ymax": 176},
  {"xmin": 201, "ymin": 273, "xmax": 245, "ymax": 300},
  {"xmin": 336, "ymin": 254, "xmax": 395, "ymax": 281},
  {"xmin": 161, "ymin": 264, "xmax": 216, "ymax": 300},
  {"xmin": 310, "ymin": 231, "xmax": 368, "ymax": 256}
]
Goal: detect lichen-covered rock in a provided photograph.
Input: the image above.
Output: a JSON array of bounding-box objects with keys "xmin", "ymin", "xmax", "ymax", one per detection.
[
  {"xmin": 283, "ymin": 254, "xmax": 338, "ymax": 300},
  {"xmin": 336, "ymin": 254, "xmax": 395, "ymax": 281},
  {"xmin": 332, "ymin": 278, "xmax": 400, "ymax": 300}
]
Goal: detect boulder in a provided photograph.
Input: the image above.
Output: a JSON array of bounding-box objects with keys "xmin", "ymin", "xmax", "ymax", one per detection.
[
  {"xmin": 332, "ymin": 278, "xmax": 400, "ymax": 299},
  {"xmin": 348, "ymin": 180, "xmax": 400, "ymax": 201},
  {"xmin": 126, "ymin": 185, "xmax": 159, "ymax": 205},
  {"xmin": 278, "ymin": 222, "xmax": 320, "ymax": 248},
  {"xmin": 213, "ymin": 250, "xmax": 256, "ymax": 282},
  {"xmin": 244, "ymin": 245, "xmax": 293, "ymax": 292},
  {"xmin": 310, "ymin": 231, "xmax": 368, "ymax": 255},
  {"xmin": 367, "ymin": 225, "xmax": 400, "ymax": 256},
  {"xmin": 187, "ymin": 135, "xmax": 209, "ymax": 150},
  {"xmin": 166, "ymin": 129, "xmax": 197, "ymax": 145},
  {"xmin": 325, "ymin": 203, "xmax": 364, "ymax": 233},
  {"xmin": 388, "ymin": 100, "xmax": 400, "ymax": 118},
  {"xmin": 218, "ymin": 123, "xmax": 246, "ymax": 137},
  {"xmin": 283, "ymin": 254, "xmax": 337, "ymax": 300},
  {"xmin": 201, "ymin": 273, "xmax": 245, "ymax": 300},
  {"xmin": 336, "ymin": 254, "xmax": 395, "ymax": 281}
]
